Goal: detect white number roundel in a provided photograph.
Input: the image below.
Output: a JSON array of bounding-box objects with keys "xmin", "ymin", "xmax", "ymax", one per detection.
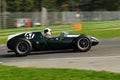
[{"xmin": 24, "ymin": 32, "xmax": 35, "ymax": 39}]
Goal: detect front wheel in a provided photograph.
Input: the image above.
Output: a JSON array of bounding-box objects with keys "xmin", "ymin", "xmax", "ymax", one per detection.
[
  {"xmin": 74, "ymin": 35, "xmax": 91, "ymax": 52},
  {"xmin": 15, "ymin": 39, "xmax": 32, "ymax": 56}
]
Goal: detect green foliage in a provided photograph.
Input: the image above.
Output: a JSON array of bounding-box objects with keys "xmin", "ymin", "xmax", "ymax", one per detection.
[
  {"xmin": 78, "ymin": 0, "xmax": 104, "ymax": 11},
  {"xmin": 6, "ymin": 0, "xmax": 41, "ymax": 12},
  {"xmin": 42, "ymin": 0, "xmax": 56, "ymax": 10},
  {"xmin": 0, "ymin": 65, "xmax": 120, "ymax": 80},
  {"xmin": 5, "ymin": 0, "xmax": 120, "ymax": 11},
  {"xmin": 78, "ymin": 0, "xmax": 120, "ymax": 11},
  {"xmin": 55, "ymin": 0, "xmax": 120, "ymax": 11},
  {"xmin": 102, "ymin": 0, "xmax": 120, "ymax": 11}
]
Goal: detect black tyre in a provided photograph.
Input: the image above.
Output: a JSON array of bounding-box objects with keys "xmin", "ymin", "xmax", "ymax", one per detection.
[
  {"xmin": 75, "ymin": 34, "xmax": 91, "ymax": 52},
  {"xmin": 15, "ymin": 39, "xmax": 32, "ymax": 56}
]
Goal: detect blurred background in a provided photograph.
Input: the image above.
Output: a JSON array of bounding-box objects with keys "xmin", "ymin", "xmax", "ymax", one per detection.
[{"xmin": 1, "ymin": 0, "xmax": 120, "ymax": 29}]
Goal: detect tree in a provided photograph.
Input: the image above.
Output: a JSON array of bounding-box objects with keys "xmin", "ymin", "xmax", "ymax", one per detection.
[
  {"xmin": 56, "ymin": 0, "xmax": 120, "ymax": 11},
  {"xmin": 5, "ymin": 0, "xmax": 120, "ymax": 11},
  {"xmin": 42, "ymin": 0, "xmax": 56, "ymax": 10},
  {"xmin": 34, "ymin": 0, "xmax": 42, "ymax": 11},
  {"xmin": 102, "ymin": 0, "xmax": 120, "ymax": 11},
  {"xmin": 76, "ymin": 0, "xmax": 103, "ymax": 11},
  {"xmin": 6, "ymin": 0, "xmax": 42, "ymax": 12},
  {"xmin": 78, "ymin": 0, "xmax": 120, "ymax": 11}
]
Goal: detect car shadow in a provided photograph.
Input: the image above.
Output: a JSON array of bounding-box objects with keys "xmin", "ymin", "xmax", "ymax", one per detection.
[
  {"xmin": 0, "ymin": 53, "xmax": 21, "ymax": 58},
  {"xmin": 31, "ymin": 49, "xmax": 75, "ymax": 55},
  {"xmin": 0, "ymin": 49, "xmax": 78, "ymax": 58}
]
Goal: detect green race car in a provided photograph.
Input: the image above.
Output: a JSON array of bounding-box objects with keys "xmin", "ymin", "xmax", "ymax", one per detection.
[{"xmin": 7, "ymin": 31, "xmax": 99, "ymax": 56}]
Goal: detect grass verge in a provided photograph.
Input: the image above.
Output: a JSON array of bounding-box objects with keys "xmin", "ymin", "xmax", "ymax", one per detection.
[{"xmin": 0, "ymin": 65, "xmax": 120, "ymax": 80}]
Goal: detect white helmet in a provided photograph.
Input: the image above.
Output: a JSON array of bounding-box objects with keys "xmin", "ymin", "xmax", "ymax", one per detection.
[{"xmin": 44, "ymin": 28, "xmax": 52, "ymax": 37}]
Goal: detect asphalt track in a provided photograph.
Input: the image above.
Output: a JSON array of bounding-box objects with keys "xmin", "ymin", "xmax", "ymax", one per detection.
[{"xmin": 0, "ymin": 38, "xmax": 120, "ymax": 72}]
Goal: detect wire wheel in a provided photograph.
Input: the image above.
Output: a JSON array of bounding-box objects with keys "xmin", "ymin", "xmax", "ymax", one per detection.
[
  {"xmin": 75, "ymin": 35, "xmax": 91, "ymax": 52},
  {"xmin": 15, "ymin": 39, "xmax": 32, "ymax": 56}
]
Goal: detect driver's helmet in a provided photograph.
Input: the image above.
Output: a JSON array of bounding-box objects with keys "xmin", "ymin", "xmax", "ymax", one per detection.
[{"xmin": 44, "ymin": 28, "xmax": 52, "ymax": 38}]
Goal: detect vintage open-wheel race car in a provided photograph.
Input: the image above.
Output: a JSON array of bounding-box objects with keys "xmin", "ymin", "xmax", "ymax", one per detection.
[{"xmin": 7, "ymin": 31, "xmax": 99, "ymax": 56}]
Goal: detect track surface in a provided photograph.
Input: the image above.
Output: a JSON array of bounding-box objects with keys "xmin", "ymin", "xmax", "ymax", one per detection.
[{"xmin": 0, "ymin": 38, "xmax": 120, "ymax": 72}]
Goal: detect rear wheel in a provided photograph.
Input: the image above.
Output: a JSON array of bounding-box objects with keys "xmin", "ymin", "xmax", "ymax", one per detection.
[
  {"xmin": 15, "ymin": 39, "xmax": 32, "ymax": 56},
  {"xmin": 74, "ymin": 34, "xmax": 91, "ymax": 52}
]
